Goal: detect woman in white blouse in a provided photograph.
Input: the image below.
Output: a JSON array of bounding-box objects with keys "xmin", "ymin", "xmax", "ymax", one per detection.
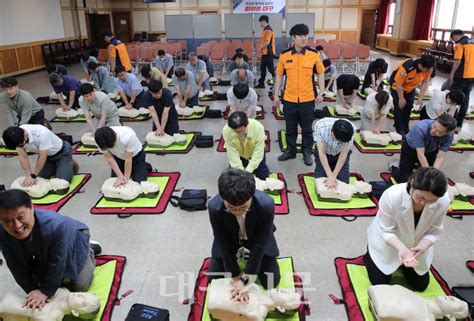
[
  {"xmin": 365, "ymin": 167, "xmax": 450, "ymax": 291},
  {"xmin": 360, "ymin": 91, "xmax": 393, "ymax": 134},
  {"xmin": 419, "ymin": 89, "xmax": 464, "ymax": 120}
]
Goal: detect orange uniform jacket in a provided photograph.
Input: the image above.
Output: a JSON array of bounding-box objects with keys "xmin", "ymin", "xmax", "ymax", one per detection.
[
  {"xmin": 260, "ymin": 25, "xmax": 275, "ymax": 56},
  {"xmin": 107, "ymin": 38, "xmax": 132, "ymax": 72},
  {"xmin": 276, "ymin": 46, "xmax": 325, "ymax": 103},
  {"xmin": 453, "ymin": 35, "xmax": 474, "ymax": 79},
  {"xmin": 390, "ymin": 58, "xmax": 432, "ymax": 93}
]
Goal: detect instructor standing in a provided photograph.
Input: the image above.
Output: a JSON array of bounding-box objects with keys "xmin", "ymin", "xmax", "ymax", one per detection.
[{"xmin": 255, "ymin": 15, "xmax": 276, "ymax": 89}]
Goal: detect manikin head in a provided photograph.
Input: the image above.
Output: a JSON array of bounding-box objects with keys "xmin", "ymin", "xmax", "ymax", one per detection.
[
  {"xmin": 268, "ymin": 288, "xmax": 301, "ymax": 313},
  {"xmin": 1, "ymin": 77, "xmax": 19, "ymax": 98},
  {"xmin": 434, "ymin": 295, "xmax": 469, "ymax": 320},
  {"xmin": 0, "ymin": 189, "xmax": 35, "ymax": 240},
  {"xmin": 67, "ymin": 292, "xmax": 101, "ymax": 317}
]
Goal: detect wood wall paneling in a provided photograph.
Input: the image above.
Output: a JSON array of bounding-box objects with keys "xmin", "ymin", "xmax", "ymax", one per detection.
[
  {"xmin": 340, "ymin": 31, "xmax": 358, "ymax": 42},
  {"xmin": 16, "ymin": 47, "xmax": 34, "ymax": 70},
  {"xmin": 32, "ymin": 45, "xmax": 44, "ymax": 67},
  {"xmin": 0, "ymin": 50, "xmax": 20, "ymax": 74}
]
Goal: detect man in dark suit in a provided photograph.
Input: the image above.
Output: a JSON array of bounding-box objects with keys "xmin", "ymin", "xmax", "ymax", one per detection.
[
  {"xmin": 0, "ymin": 189, "xmax": 101, "ymax": 310},
  {"xmin": 207, "ymin": 168, "xmax": 280, "ymax": 303}
]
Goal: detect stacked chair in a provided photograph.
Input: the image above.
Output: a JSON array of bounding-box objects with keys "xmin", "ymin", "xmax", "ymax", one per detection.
[{"xmin": 42, "ymin": 39, "xmax": 92, "ymax": 66}]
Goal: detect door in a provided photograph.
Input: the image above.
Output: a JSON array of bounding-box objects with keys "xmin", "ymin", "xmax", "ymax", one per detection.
[
  {"xmin": 88, "ymin": 14, "xmax": 112, "ymax": 49},
  {"xmin": 112, "ymin": 12, "xmax": 132, "ymax": 43},
  {"xmin": 360, "ymin": 10, "xmax": 377, "ymax": 47}
]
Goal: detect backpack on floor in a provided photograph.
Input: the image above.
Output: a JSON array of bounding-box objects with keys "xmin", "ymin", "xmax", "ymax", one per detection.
[
  {"xmin": 170, "ymin": 189, "xmax": 208, "ymax": 211},
  {"xmin": 369, "ymin": 181, "xmax": 392, "ymax": 200},
  {"xmin": 125, "ymin": 303, "xmax": 170, "ymax": 321},
  {"xmin": 204, "ymin": 109, "xmax": 223, "ymax": 118},
  {"xmin": 195, "ymin": 135, "xmax": 214, "ymax": 148}
]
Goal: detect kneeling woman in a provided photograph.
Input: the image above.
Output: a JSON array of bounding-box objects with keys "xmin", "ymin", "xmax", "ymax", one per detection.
[{"xmin": 365, "ymin": 167, "xmax": 449, "ymax": 291}]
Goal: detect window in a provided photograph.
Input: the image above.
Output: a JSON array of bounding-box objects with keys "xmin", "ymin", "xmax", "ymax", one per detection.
[
  {"xmin": 455, "ymin": 0, "xmax": 474, "ymax": 31},
  {"xmin": 432, "ymin": 0, "xmax": 474, "ymax": 40},
  {"xmin": 387, "ymin": 2, "xmax": 395, "ymax": 34}
]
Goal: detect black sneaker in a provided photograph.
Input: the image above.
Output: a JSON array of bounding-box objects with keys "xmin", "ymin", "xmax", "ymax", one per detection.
[
  {"xmin": 90, "ymin": 240, "xmax": 102, "ymax": 256},
  {"xmin": 278, "ymin": 150, "xmax": 297, "ymax": 161}
]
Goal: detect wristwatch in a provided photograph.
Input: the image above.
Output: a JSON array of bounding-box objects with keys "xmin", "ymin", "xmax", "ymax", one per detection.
[
  {"xmin": 30, "ymin": 173, "xmax": 37, "ymax": 179},
  {"xmin": 240, "ymin": 275, "xmax": 249, "ymax": 286}
]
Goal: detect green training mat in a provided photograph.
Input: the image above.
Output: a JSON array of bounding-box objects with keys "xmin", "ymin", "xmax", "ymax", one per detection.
[
  {"xmin": 347, "ymin": 263, "xmax": 447, "ymax": 321},
  {"xmin": 326, "ymin": 106, "xmax": 361, "ymax": 120},
  {"xmin": 265, "ymin": 173, "xmax": 282, "ymax": 205},
  {"xmin": 303, "ymin": 175, "xmax": 377, "ymax": 209},
  {"xmin": 51, "ymin": 115, "xmax": 87, "ymax": 122},
  {"xmin": 201, "ymin": 257, "xmax": 300, "ymax": 321},
  {"xmin": 354, "ymin": 133, "xmax": 402, "ymax": 151},
  {"xmin": 32, "ymin": 174, "xmax": 87, "ymax": 205},
  {"xmin": 95, "ymin": 175, "xmax": 170, "ymax": 208},
  {"xmin": 144, "ymin": 133, "xmax": 194, "ymax": 152}
]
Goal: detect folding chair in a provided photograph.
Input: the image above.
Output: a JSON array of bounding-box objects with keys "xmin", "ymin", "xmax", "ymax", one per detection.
[
  {"xmin": 357, "ymin": 45, "xmax": 371, "ymax": 73},
  {"xmin": 341, "ymin": 45, "xmax": 358, "ymax": 73},
  {"xmin": 325, "ymin": 45, "xmax": 342, "ymax": 71}
]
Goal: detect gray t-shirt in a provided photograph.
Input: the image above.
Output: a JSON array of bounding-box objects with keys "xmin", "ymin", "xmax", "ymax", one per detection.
[
  {"xmin": 230, "ymin": 69, "xmax": 254, "ymax": 88},
  {"xmin": 0, "ymin": 90, "xmax": 43, "ymax": 126},
  {"xmin": 186, "ymin": 60, "xmax": 209, "ymax": 82},
  {"xmin": 172, "ymin": 70, "xmax": 199, "ymax": 98},
  {"xmin": 154, "ymin": 53, "xmax": 174, "ymax": 72},
  {"xmin": 79, "ymin": 91, "xmax": 120, "ymax": 126},
  {"xmin": 227, "ymin": 86, "xmax": 258, "ymax": 119}
]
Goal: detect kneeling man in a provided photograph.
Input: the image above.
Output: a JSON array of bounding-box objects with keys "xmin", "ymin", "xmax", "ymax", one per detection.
[
  {"xmin": 0, "ymin": 189, "xmax": 100, "ymax": 310},
  {"xmin": 207, "ymin": 169, "xmax": 280, "ymax": 303}
]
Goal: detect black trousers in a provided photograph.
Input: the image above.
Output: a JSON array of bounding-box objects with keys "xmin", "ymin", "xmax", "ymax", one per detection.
[
  {"xmin": 451, "ymin": 77, "xmax": 473, "ymax": 127},
  {"xmin": 111, "ymin": 149, "xmax": 148, "ymax": 183},
  {"xmin": 325, "ymin": 79, "xmax": 334, "ymax": 92},
  {"xmin": 364, "ymin": 250, "xmax": 429, "ymax": 292},
  {"xmin": 419, "ymin": 106, "xmax": 430, "ymax": 120},
  {"xmin": 207, "ymin": 255, "xmax": 281, "ymax": 289},
  {"xmin": 283, "ymin": 100, "xmax": 315, "ymax": 154},
  {"xmin": 241, "ymin": 154, "xmax": 270, "ymax": 180},
  {"xmin": 258, "ymin": 54, "xmax": 275, "ymax": 84},
  {"xmin": 396, "ymin": 141, "xmax": 437, "ymax": 183},
  {"xmin": 151, "ymin": 115, "xmax": 180, "ymax": 134},
  {"xmin": 390, "ymin": 88, "xmax": 416, "ymax": 135},
  {"xmin": 21, "ymin": 109, "xmax": 45, "ymax": 125}
]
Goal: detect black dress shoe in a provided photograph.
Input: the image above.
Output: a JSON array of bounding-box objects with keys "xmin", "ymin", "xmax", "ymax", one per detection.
[
  {"xmin": 303, "ymin": 151, "xmax": 313, "ymax": 166},
  {"xmin": 278, "ymin": 150, "xmax": 297, "ymax": 161}
]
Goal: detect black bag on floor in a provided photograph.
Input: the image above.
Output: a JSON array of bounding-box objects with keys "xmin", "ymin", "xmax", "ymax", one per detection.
[
  {"xmin": 204, "ymin": 109, "xmax": 223, "ymax": 118},
  {"xmin": 170, "ymin": 189, "xmax": 208, "ymax": 211},
  {"xmin": 314, "ymin": 108, "xmax": 329, "ymax": 119},
  {"xmin": 195, "ymin": 135, "xmax": 214, "ymax": 148},
  {"xmin": 452, "ymin": 286, "xmax": 474, "ymax": 319},
  {"xmin": 125, "ymin": 303, "xmax": 170, "ymax": 321}
]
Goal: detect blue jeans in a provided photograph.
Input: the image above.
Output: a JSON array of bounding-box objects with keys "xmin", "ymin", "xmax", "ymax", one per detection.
[
  {"xmin": 186, "ymin": 94, "xmax": 199, "ymax": 107},
  {"xmin": 314, "ymin": 148, "xmax": 350, "ymax": 183}
]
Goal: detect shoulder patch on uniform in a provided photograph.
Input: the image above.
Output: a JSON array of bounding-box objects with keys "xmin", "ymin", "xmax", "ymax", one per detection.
[{"xmin": 401, "ymin": 59, "xmax": 416, "ymax": 72}]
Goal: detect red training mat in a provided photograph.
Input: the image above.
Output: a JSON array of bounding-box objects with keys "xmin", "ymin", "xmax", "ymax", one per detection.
[
  {"xmin": 467, "ymin": 261, "xmax": 474, "ymax": 272},
  {"xmin": 272, "ymin": 105, "xmax": 284, "ymax": 120},
  {"xmin": 216, "ymin": 130, "xmax": 271, "ymax": 153},
  {"xmin": 90, "ymin": 172, "xmax": 180, "ymax": 215},
  {"xmin": 187, "ymin": 257, "xmax": 310, "ymax": 321},
  {"xmin": 95, "ymin": 255, "xmax": 127, "ymax": 321},
  {"xmin": 72, "ymin": 143, "xmax": 102, "ymax": 156},
  {"xmin": 380, "ymin": 172, "xmax": 474, "ymax": 216},
  {"xmin": 334, "ymin": 256, "xmax": 452, "ymax": 321},
  {"xmin": 35, "ymin": 173, "xmax": 91, "ymax": 212},
  {"xmin": 298, "ymin": 173, "xmax": 379, "ymax": 218},
  {"xmin": 223, "ymin": 105, "xmax": 265, "ymax": 120},
  {"xmin": 274, "ymin": 173, "xmax": 289, "ymax": 215}
]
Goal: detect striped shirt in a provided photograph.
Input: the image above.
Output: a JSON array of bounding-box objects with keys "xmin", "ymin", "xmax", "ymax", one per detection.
[{"xmin": 313, "ymin": 117, "xmax": 356, "ymax": 156}]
